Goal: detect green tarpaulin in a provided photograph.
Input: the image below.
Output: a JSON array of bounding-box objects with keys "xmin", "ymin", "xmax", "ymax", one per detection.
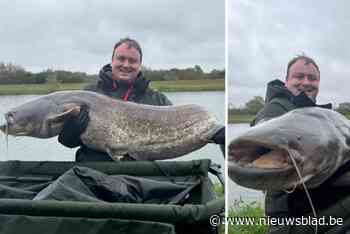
[{"xmin": 0, "ymin": 159, "xmax": 224, "ymax": 234}]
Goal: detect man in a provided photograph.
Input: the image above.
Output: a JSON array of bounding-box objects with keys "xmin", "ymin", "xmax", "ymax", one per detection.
[
  {"xmin": 59, "ymin": 37, "xmax": 224, "ymax": 162},
  {"xmin": 58, "ymin": 38, "xmax": 171, "ymax": 161},
  {"xmin": 87, "ymin": 38, "xmax": 172, "ymax": 105},
  {"xmin": 252, "ymin": 55, "xmax": 331, "ymax": 126},
  {"xmin": 252, "ymin": 55, "xmax": 350, "ymax": 233}
]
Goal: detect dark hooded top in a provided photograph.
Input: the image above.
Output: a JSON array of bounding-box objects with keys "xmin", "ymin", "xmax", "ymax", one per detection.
[{"xmin": 251, "ymin": 79, "xmax": 331, "ymax": 125}]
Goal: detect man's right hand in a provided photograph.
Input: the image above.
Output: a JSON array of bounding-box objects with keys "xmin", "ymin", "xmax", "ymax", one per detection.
[{"xmin": 58, "ymin": 104, "xmax": 90, "ymax": 148}]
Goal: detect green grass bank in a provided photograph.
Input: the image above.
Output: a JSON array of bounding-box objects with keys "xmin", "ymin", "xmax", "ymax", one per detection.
[
  {"xmin": 230, "ymin": 113, "xmax": 350, "ymax": 124},
  {"xmin": 228, "ymin": 200, "xmax": 268, "ymax": 234},
  {"xmin": 228, "ymin": 114, "xmax": 255, "ymax": 124},
  {"xmin": 0, "ymin": 79, "xmax": 224, "ymax": 95}
]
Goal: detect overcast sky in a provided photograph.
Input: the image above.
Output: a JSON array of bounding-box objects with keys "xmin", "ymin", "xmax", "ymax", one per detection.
[
  {"xmin": 0, "ymin": 0, "xmax": 224, "ymax": 74},
  {"xmin": 229, "ymin": 1, "xmax": 350, "ymax": 107}
]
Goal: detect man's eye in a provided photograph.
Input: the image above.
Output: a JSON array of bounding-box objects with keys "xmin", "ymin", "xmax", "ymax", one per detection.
[
  {"xmin": 294, "ymin": 74, "xmax": 304, "ymax": 80},
  {"xmin": 116, "ymin": 56, "xmax": 126, "ymax": 62},
  {"xmin": 307, "ymin": 75, "xmax": 317, "ymax": 81},
  {"xmin": 128, "ymin": 58, "xmax": 137, "ymax": 64}
]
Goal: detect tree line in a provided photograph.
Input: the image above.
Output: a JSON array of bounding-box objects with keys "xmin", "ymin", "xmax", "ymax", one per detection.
[
  {"xmin": 229, "ymin": 96, "xmax": 265, "ymax": 116},
  {"xmin": 0, "ymin": 62, "xmax": 224, "ymax": 85},
  {"xmin": 229, "ymin": 96, "xmax": 350, "ymax": 116}
]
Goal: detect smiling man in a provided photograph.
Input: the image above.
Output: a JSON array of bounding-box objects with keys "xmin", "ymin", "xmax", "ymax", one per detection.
[
  {"xmin": 251, "ymin": 55, "xmax": 330, "ymax": 125},
  {"xmin": 87, "ymin": 38, "xmax": 172, "ymax": 105},
  {"xmin": 285, "ymin": 56, "xmax": 320, "ymax": 102}
]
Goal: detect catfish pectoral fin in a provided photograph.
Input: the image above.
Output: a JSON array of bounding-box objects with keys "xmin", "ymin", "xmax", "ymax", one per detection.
[
  {"xmin": 110, "ymin": 155, "xmax": 125, "ymax": 161},
  {"xmin": 106, "ymin": 148, "xmax": 131, "ymax": 161},
  {"xmin": 47, "ymin": 105, "xmax": 81, "ymax": 124},
  {"xmin": 110, "ymin": 154, "xmax": 136, "ymax": 161}
]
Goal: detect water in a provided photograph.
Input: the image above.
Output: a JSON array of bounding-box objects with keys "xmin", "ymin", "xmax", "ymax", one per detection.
[
  {"xmin": 166, "ymin": 92, "xmax": 225, "ymax": 167},
  {"xmin": 0, "ymin": 92, "xmax": 225, "ymax": 169},
  {"xmin": 228, "ymin": 123, "xmax": 264, "ymax": 204}
]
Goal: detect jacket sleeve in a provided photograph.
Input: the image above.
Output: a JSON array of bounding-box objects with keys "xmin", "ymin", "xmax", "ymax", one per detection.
[
  {"xmin": 160, "ymin": 94, "xmax": 172, "ymax": 106},
  {"xmin": 58, "ymin": 105, "xmax": 90, "ymax": 148},
  {"xmin": 154, "ymin": 92, "xmax": 172, "ymax": 106}
]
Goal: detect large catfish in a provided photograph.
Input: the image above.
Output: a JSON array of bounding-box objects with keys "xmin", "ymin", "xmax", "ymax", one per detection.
[
  {"xmin": 228, "ymin": 107, "xmax": 350, "ymax": 191},
  {"xmin": 0, "ymin": 91, "xmax": 221, "ymax": 160}
]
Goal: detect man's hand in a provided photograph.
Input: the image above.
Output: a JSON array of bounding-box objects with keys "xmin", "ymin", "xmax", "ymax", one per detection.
[
  {"xmin": 58, "ymin": 104, "xmax": 90, "ymax": 148},
  {"xmin": 211, "ymin": 127, "xmax": 225, "ymax": 145},
  {"xmin": 210, "ymin": 127, "xmax": 225, "ymax": 157}
]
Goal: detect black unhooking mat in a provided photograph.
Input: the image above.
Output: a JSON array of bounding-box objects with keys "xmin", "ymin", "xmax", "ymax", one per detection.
[
  {"xmin": 0, "ymin": 159, "xmax": 224, "ymax": 234},
  {"xmin": 33, "ymin": 166, "xmax": 193, "ymax": 203}
]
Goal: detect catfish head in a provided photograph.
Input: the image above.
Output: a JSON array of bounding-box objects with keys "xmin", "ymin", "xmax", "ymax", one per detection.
[
  {"xmin": 228, "ymin": 107, "xmax": 350, "ymax": 191},
  {"xmin": 0, "ymin": 96, "xmax": 82, "ymax": 138}
]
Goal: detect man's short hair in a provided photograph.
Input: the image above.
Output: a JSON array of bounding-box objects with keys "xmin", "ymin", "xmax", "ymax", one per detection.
[
  {"xmin": 112, "ymin": 38, "xmax": 143, "ymax": 62},
  {"xmin": 286, "ymin": 55, "xmax": 320, "ymax": 80}
]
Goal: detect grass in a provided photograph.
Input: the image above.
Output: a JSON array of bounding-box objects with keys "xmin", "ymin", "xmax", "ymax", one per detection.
[
  {"xmin": 228, "ymin": 114, "xmax": 255, "ymax": 124},
  {"xmin": 150, "ymin": 79, "xmax": 224, "ymax": 92},
  {"xmin": 214, "ymin": 182, "xmax": 224, "ymax": 197},
  {"xmin": 0, "ymin": 79, "xmax": 224, "ymax": 95},
  {"xmin": 0, "ymin": 83, "xmax": 85, "ymax": 95},
  {"xmin": 213, "ymin": 182, "xmax": 225, "ymax": 234},
  {"xmin": 228, "ymin": 200, "xmax": 268, "ymax": 234}
]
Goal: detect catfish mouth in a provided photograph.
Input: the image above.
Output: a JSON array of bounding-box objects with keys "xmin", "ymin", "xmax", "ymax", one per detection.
[
  {"xmin": 228, "ymin": 139, "xmax": 302, "ymax": 190},
  {"xmin": 229, "ymin": 140, "xmax": 295, "ymax": 171},
  {"xmin": 0, "ymin": 113, "xmax": 10, "ymax": 133},
  {"xmin": 0, "ymin": 113, "xmax": 31, "ymax": 136}
]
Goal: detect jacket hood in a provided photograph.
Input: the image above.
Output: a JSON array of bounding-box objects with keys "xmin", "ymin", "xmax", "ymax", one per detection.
[
  {"xmin": 265, "ymin": 79, "xmax": 332, "ymax": 109},
  {"xmin": 265, "ymin": 79, "xmax": 293, "ymax": 103}
]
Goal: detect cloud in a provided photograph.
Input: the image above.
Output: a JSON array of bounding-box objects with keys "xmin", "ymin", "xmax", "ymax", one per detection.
[
  {"xmin": 0, "ymin": 0, "xmax": 224, "ymax": 74},
  {"xmin": 229, "ymin": 0, "xmax": 350, "ymax": 107}
]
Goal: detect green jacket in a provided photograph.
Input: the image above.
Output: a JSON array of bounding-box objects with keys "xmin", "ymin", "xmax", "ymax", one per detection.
[
  {"xmin": 251, "ymin": 79, "xmax": 331, "ymax": 125},
  {"xmin": 75, "ymin": 64, "xmax": 172, "ymax": 162},
  {"xmin": 251, "ymin": 80, "xmax": 350, "ymax": 234}
]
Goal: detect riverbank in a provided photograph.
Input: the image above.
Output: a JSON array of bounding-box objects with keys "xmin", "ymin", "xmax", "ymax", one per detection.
[
  {"xmin": 228, "ymin": 201, "xmax": 267, "ymax": 234},
  {"xmin": 0, "ymin": 79, "xmax": 224, "ymax": 95},
  {"xmin": 228, "ymin": 114, "xmax": 254, "ymax": 124},
  {"xmin": 229, "ymin": 112, "xmax": 350, "ymax": 124}
]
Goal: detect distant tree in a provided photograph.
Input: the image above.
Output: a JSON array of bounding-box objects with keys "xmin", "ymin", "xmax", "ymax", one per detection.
[
  {"xmin": 142, "ymin": 67, "xmax": 166, "ymax": 81},
  {"xmin": 245, "ymin": 96, "xmax": 264, "ymax": 115},
  {"xmin": 32, "ymin": 72, "xmax": 47, "ymax": 84},
  {"xmin": 194, "ymin": 65, "xmax": 203, "ymax": 74},
  {"xmin": 0, "ymin": 61, "xmax": 225, "ymax": 84},
  {"xmin": 55, "ymin": 70, "xmax": 86, "ymax": 83},
  {"xmin": 336, "ymin": 102, "xmax": 350, "ymax": 115},
  {"xmin": 204, "ymin": 69, "xmax": 225, "ymax": 79},
  {"xmin": 0, "ymin": 62, "xmax": 31, "ymax": 84},
  {"xmin": 163, "ymin": 70, "xmax": 178, "ymax": 81}
]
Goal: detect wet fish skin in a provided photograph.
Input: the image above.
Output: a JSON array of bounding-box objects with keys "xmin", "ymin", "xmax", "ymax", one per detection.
[{"xmin": 0, "ymin": 91, "xmax": 221, "ymax": 161}]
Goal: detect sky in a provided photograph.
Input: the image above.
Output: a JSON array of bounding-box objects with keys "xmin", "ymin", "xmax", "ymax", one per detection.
[
  {"xmin": 0, "ymin": 0, "xmax": 224, "ymax": 74},
  {"xmin": 228, "ymin": 1, "xmax": 350, "ymax": 107}
]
